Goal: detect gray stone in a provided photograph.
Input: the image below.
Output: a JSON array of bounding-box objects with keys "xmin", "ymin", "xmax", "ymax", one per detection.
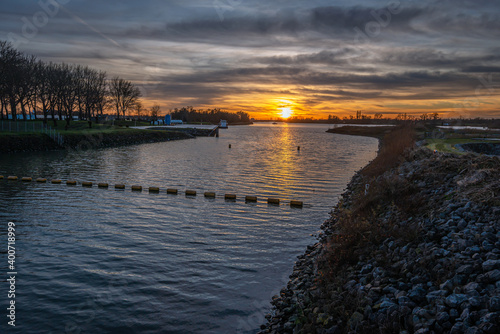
[
  {"xmin": 380, "ymin": 300, "xmax": 397, "ymax": 309},
  {"xmin": 457, "ymin": 219, "xmax": 468, "ymax": 229},
  {"xmin": 446, "ymin": 294, "xmax": 468, "ymax": 308},
  {"xmin": 469, "ymin": 296, "xmax": 482, "ymax": 308},
  {"xmin": 415, "ymin": 307, "xmax": 430, "ymax": 318},
  {"xmin": 460, "ymin": 308, "xmax": 470, "ymax": 320},
  {"xmin": 484, "ymin": 269, "xmax": 500, "ymax": 283},
  {"xmin": 463, "ymin": 282, "xmax": 479, "ymax": 293},
  {"xmin": 440, "ymin": 279, "xmax": 454, "ymax": 291},
  {"xmin": 426, "ymin": 290, "xmax": 447, "ymax": 303},
  {"xmin": 457, "ymin": 265, "xmax": 474, "ymax": 275},
  {"xmin": 436, "ymin": 311, "xmax": 450, "ymax": 324},
  {"xmin": 408, "ymin": 287, "xmax": 427, "ymax": 303},
  {"xmin": 465, "ymin": 327, "xmax": 481, "ymax": 334},
  {"xmin": 480, "ymin": 312, "xmax": 500, "ymax": 324},
  {"xmin": 482, "ymin": 259, "xmax": 500, "ymax": 272},
  {"xmin": 397, "ymin": 296, "xmax": 414, "ymax": 307},
  {"xmin": 453, "ymin": 274, "xmax": 467, "ymax": 285},
  {"xmin": 360, "ymin": 264, "xmax": 373, "ymax": 275},
  {"xmin": 478, "ymin": 322, "xmax": 496, "ymax": 334},
  {"xmin": 489, "ymin": 296, "xmax": 500, "ymax": 311},
  {"xmin": 450, "ymin": 322, "xmax": 465, "ymax": 334},
  {"xmin": 450, "ymin": 308, "xmax": 460, "ymax": 319},
  {"xmin": 482, "ymin": 241, "xmax": 494, "ymax": 251}
]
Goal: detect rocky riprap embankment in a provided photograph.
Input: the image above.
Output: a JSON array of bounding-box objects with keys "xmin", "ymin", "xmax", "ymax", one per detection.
[{"xmin": 259, "ymin": 148, "xmax": 500, "ymax": 334}]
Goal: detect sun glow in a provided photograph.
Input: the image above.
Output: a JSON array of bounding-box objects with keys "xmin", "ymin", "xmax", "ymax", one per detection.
[{"xmin": 280, "ymin": 107, "xmax": 293, "ymax": 119}]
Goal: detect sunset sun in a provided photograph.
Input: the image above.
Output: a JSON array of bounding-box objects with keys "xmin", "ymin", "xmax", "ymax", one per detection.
[{"xmin": 280, "ymin": 107, "xmax": 293, "ymax": 119}]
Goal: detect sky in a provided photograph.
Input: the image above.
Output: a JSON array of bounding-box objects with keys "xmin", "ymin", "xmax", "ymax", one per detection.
[{"xmin": 1, "ymin": 0, "xmax": 499, "ymax": 119}]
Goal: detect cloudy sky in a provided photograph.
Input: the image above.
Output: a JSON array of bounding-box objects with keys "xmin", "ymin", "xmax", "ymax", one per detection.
[{"xmin": 1, "ymin": 0, "xmax": 499, "ymax": 119}]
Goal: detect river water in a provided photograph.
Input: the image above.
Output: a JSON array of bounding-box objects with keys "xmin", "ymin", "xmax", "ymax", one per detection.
[{"xmin": 0, "ymin": 123, "xmax": 378, "ymax": 333}]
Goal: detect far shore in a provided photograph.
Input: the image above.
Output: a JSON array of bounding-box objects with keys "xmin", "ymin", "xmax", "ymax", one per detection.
[{"xmin": 0, "ymin": 121, "xmax": 195, "ymax": 154}]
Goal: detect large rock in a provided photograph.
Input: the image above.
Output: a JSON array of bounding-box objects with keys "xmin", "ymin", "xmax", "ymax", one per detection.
[
  {"xmin": 445, "ymin": 294, "xmax": 468, "ymax": 308},
  {"xmin": 482, "ymin": 260, "xmax": 500, "ymax": 272}
]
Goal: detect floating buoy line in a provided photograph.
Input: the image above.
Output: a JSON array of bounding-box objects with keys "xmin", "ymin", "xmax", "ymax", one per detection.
[{"xmin": 1, "ymin": 175, "xmax": 304, "ymax": 208}]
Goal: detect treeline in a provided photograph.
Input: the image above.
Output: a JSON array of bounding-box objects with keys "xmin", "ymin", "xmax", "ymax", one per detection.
[
  {"xmin": 0, "ymin": 41, "xmax": 140, "ymax": 127},
  {"xmin": 170, "ymin": 106, "xmax": 251, "ymax": 124}
]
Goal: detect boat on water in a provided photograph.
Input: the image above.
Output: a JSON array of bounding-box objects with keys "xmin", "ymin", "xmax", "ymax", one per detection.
[
  {"xmin": 219, "ymin": 120, "xmax": 228, "ymax": 128},
  {"xmin": 272, "ymin": 122, "xmax": 278, "ymax": 125}
]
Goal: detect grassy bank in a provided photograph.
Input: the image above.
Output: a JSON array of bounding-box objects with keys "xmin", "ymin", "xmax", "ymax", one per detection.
[
  {"xmin": 420, "ymin": 125, "xmax": 500, "ymax": 154},
  {"xmin": 327, "ymin": 123, "xmax": 500, "ymax": 155},
  {"xmin": 0, "ymin": 133, "xmax": 61, "ymax": 153},
  {"xmin": 0, "ymin": 121, "xmax": 192, "ymax": 154}
]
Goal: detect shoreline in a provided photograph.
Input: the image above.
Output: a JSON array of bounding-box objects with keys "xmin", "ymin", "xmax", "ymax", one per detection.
[
  {"xmin": 259, "ymin": 127, "xmax": 500, "ymax": 333},
  {"xmin": 0, "ymin": 130, "xmax": 193, "ymax": 154}
]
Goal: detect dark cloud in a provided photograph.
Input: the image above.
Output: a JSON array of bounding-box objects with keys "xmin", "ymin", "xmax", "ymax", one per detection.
[
  {"xmin": 257, "ymin": 49, "xmax": 355, "ymax": 66},
  {"xmin": 0, "ymin": 0, "xmax": 499, "ymax": 116},
  {"xmin": 462, "ymin": 66, "xmax": 500, "ymax": 73}
]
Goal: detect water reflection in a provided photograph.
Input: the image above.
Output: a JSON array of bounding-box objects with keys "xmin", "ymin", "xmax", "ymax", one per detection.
[{"xmin": 0, "ymin": 123, "xmax": 378, "ymax": 333}]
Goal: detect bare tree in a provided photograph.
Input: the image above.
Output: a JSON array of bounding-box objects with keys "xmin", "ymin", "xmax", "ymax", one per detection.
[
  {"xmin": 0, "ymin": 41, "xmax": 123, "ymax": 128},
  {"xmin": 0, "ymin": 41, "xmax": 34, "ymax": 121},
  {"xmin": 81, "ymin": 68, "xmax": 107, "ymax": 127},
  {"xmin": 0, "ymin": 41, "xmax": 9, "ymax": 120},
  {"xmin": 94, "ymin": 71, "xmax": 108, "ymax": 124},
  {"xmin": 109, "ymin": 77, "xmax": 141, "ymax": 120},
  {"xmin": 45, "ymin": 62, "xmax": 61, "ymax": 126},
  {"xmin": 134, "ymin": 101, "xmax": 143, "ymax": 118},
  {"xmin": 150, "ymin": 104, "xmax": 161, "ymax": 120}
]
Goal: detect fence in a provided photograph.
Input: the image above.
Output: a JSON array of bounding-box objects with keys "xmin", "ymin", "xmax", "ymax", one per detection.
[{"xmin": 0, "ymin": 121, "xmax": 64, "ymax": 146}]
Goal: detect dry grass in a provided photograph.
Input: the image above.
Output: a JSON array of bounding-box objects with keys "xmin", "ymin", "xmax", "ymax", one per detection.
[
  {"xmin": 312, "ymin": 126, "xmax": 499, "ymax": 333},
  {"xmin": 320, "ymin": 125, "xmax": 420, "ymax": 273},
  {"xmin": 361, "ymin": 124, "xmax": 416, "ymax": 178},
  {"xmin": 320, "ymin": 126, "xmax": 499, "ymax": 275}
]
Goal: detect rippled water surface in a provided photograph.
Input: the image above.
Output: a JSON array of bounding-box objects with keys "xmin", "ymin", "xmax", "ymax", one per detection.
[{"xmin": 0, "ymin": 123, "xmax": 378, "ymax": 333}]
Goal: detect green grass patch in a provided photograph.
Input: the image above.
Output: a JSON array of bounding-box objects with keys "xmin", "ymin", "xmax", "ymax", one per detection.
[
  {"xmin": 425, "ymin": 138, "xmax": 493, "ymax": 154},
  {"xmin": 0, "ymin": 131, "xmax": 40, "ymax": 137}
]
